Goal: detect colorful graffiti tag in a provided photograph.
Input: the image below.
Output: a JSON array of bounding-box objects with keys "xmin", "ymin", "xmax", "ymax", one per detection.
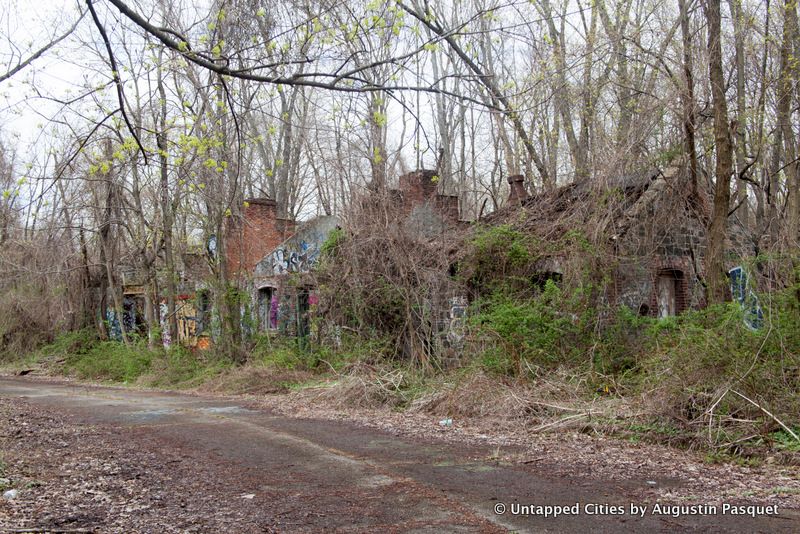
[
  {"xmin": 446, "ymin": 296, "xmax": 468, "ymax": 347},
  {"xmin": 729, "ymin": 266, "xmax": 763, "ymax": 330},
  {"xmin": 255, "ymin": 216, "xmax": 339, "ymax": 278},
  {"xmin": 270, "ymin": 294, "xmax": 279, "ymax": 329},
  {"xmin": 270, "ymin": 238, "xmax": 323, "ymax": 275},
  {"xmin": 106, "ymin": 295, "xmax": 145, "ymax": 340},
  {"xmin": 160, "ymin": 298, "xmax": 200, "ymax": 347}
]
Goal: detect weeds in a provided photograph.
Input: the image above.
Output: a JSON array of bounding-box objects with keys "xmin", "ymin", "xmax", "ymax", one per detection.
[
  {"xmin": 470, "ymin": 280, "xmax": 592, "ymax": 374},
  {"xmin": 4, "ymin": 282, "xmax": 798, "ymax": 464},
  {"xmin": 66, "ymin": 341, "xmax": 155, "ymax": 383}
]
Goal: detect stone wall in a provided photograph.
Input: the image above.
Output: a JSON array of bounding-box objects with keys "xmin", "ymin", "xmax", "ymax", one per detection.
[{"xmin": 610, "ymin": 180, "xmax": 757, "ymax": 316}]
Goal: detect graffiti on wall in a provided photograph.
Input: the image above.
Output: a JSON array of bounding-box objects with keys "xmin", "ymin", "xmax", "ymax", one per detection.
[
  {"xmin": 255, "ymin": 216, "xmax": 339, "ymax": 278},
  {"xmin": 160, "ymin": 298, "xmax": 201, "ymax": 347},
  {"xmin": 270, "ymin": 294, "xmax": 279, "ymax": 329},
  {"xmin": 106, "ymin": 295, "xmax": 145, "ymax": 341},
  {"xmin": 270, "ymin": 236, "xmax": 323, "ymax": 275},
  {"xmin": 179, "ymin": 301, "xmax": 198, "ymax": 340},
  {"xmin": 106, "ymin": 309, "xmax": 122, "ymax": 340},
  {"xmin": 278, "ymin": 294, "xmax": 293, "ymax": 334},
  {"xmin": 729, "ymin": 266, "xmax": 763, "ymax": 330},
  {"xmin": 159, "ymin": 301, "xmax": 171, "ymax": 347},
  {"xmin": 446, "ymin": 296, "xmax": 468, "ymax": 347}
]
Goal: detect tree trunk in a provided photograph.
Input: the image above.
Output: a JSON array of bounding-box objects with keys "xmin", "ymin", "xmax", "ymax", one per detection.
[
  {"xmin": 783, "ymin": 1, "xmax": 799, "ymax": 247},
  {"xmin": 157, "ymin": 58, "xmax": 178, "ymax": 345},
  {"xmin": 678, "ymin": 0, "xmax": 702, "ymax": 210},
  {"xmin": 704, "ymin": 0, "xmax": 734, "ymax": 305},
  {"xmin": 728, "ymin": 0, "xmax": 750, "ymax": 226}
]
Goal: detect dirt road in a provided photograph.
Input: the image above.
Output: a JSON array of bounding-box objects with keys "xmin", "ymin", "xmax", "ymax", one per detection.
[{"xmin": 0, "ymin": 377, "xmax": 798, "ymax": 533}]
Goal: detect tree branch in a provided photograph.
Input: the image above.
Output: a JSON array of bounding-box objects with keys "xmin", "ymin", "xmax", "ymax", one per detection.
[
  {"xmin": 85, "ymin": 0, "xmax": 148, "ymax": 164},
  {"xmin": 0, "ymin": 12, "xmax": 85, "ymax": 83}
]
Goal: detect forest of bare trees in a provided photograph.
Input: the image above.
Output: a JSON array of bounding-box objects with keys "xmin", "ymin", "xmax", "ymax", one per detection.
[{"xmin": 0, "ymin": 0, "xmax": 798, "ymax": 352}]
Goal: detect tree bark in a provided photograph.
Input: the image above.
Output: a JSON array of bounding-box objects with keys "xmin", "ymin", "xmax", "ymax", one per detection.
[
  {"xmin": 704, "ymin": 0, "xmax": 734, "ymax": 305},
  {"xmin": 678, "ymin": 0, "xmax": 702, "ymax": 209},
  {"xmin": 157, "ymin": 57, "xmax": 179, "ymax": 345},
  {"xmin": 728, "ymin": 0, "xmax": 750, "ymax": 226}
]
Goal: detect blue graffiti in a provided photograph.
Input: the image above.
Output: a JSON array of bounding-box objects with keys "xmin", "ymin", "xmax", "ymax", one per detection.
[
  {"xmin": 106, "ymin": 309, "xmax": 122, "ymax": 340},
  {"xmin": 729, "ymin": 266, "xmax": 763, "ymax": 330}
]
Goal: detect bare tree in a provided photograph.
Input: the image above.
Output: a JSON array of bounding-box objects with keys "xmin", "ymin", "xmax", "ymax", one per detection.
[{"xmin": 703, "ymin": 0, "xmax": 734, "ymax": 304}]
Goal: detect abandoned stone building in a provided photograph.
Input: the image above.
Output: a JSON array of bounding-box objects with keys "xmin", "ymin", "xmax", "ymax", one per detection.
[
  {"xmin": 107, "ymin": 161, "xmax": 755, "ymax": 349},
  {"xmin": 105, "ymin": 199, "xmax": 293, "ymax": 346},
  {"xmin": 252, "ymin": 215, "xmax": 340, "ymax": 337},
  {"xmin": 108, "ymin": 251, "xmax": 213, "ymax": 346},
  {"xmin": 485, "ymin": 163, "xmax": 757, "ymax": 319},
  {"xmin": 246, "ymin": 169, "xmax": 463, "ymax": 341}
]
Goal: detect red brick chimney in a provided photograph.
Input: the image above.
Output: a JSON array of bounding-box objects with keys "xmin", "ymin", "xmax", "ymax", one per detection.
[
  {"xmin": 224, "ymin": 198, "xmax": 295, "ymax": 279},
  {"xmin": 399, "ymin": 169, "xmax": 439, "ymax": 205},
  {"xmin": 397, "ymin": 169, "xmax": 460, "ymax": 223},
  {"xmin": 508, "ymin": 174, "xmax": 529, "ymax": 205}
]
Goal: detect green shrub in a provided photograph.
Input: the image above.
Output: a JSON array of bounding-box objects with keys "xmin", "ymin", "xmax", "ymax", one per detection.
[
  {"xmin": 251, "ymin": 334, "xmax": 310, "ymax": 369},
  {"xmin": 467, "ymin": 224, "xmax": 533, "ymax": 293},
  {"xmin": 144, "ymin": 346, "xmax": 232, "ymax": 387},
  {"xmin": 250, "ymin": 330, "xmax": 394, "ymax": 374},
  {"xmin": 631, "ymin": 296, "xmax": 800, "ymax": 442},
  {"xmin": 313, "ymin": 333, "xmax": 393, "ymax": 370},
  {"xmin": 593, "ymin": 305, "xmax": 651, "ymax": 375},
  {"xmin": 66, "ymin": 340, "xmax": 156, "ymax": 383},
  {"xmin": 32, "ymin": 328, "xmax": 98, "ymax": 361},
  {"xmin": 471, "ymin": 280, "xmax": 590, "ymax": 374},
  {"xmin": 320, "ymin": 226, "xmax": 345, "ymax": 257}
]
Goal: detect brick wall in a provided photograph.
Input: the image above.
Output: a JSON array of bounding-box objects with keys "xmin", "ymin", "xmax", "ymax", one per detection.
[
  {"xmin": 399, "ymin": 169, "xmax": 439, "ymax": 205},
  {"xmin": 224, "ymin": 198, "xmax": 295, "ymax": 280},
  {"xmin": 648, "ymin": 257, "xmax": 692, "ymax": 316},
  {"xmin": 507, "ymin": 174, "xmax": 528, "ymax": 205},
  {"xmin": 398, "ymin": 169, "xmax": 460, "ymax": 224}
]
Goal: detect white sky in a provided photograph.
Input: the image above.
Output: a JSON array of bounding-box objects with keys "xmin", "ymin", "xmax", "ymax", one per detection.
[{"xmin": 1, "ymin": 0, "xmax": 92, "ymax": 160}]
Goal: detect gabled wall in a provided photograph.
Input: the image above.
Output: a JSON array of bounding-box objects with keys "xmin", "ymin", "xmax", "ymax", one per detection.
[
  {"xmin": 609, "ymin": 169, "xmax": 756, "ymax": 317},
  {"xmin": 255, "ymin": 215, "xmax": 340, "ymax": 278},
  {"xmin": 397, "ymin": 170, "xmax": 460, "ymax": 236},
  {"xmin": 224, "ymin": 198, "xmax": 295, "ymax": 280},
  {"xmin": 252, "ymin": 216, "xmax": 340, "ymax": 335}
]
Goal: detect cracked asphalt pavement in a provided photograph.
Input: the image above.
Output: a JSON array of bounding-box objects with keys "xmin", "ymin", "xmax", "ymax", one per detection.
[{"xmin": 1, "ymin": 377, "xmax": 798, "ymax": 533}]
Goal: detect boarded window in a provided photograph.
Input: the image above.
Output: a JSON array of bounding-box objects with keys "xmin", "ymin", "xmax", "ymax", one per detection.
[
  {"xmin": 257, "ymin": 287, "xmax": 275, "ymax": 331},
  {"xmin": 657, "ymin": 270, "xmax": 683, "ymax": 318}
]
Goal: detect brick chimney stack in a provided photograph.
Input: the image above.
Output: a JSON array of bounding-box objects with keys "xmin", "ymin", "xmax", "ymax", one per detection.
[
  {"xmin": 397, "ymin": 169, "xmax": 460, "ymax": 223},
  {"xmin": 507, "ymin": 174, "xmax": 529, "ymax": 205},
  {"xmin": 399, "ymin": 169, "xmax": 439, "ymax": 204},
  {"xmin": 225, "ymin": 198, "xmax": 295, "ymax": 279}
]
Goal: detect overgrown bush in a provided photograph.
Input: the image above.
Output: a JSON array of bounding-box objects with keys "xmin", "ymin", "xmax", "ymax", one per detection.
[
  {"xmin": 250, "ymin": 330, "xmax": 393, "ymax": 373},
  {"xmin": 0, "ymin": 283, "xmax": 73, "ymax": 359},
  {"xmin": 251, "ymin": 334, "xmax": 311, "ymax": 370},
  {"xmin": 32, "ymin": 328, "xmax": 99, "ymax": 361},
  {"xmin": 66, "ymin": 340, "xmax": 156, "ymax": 383},
  {"xmin": 313, "ymin": 190, "xmax": 456, "ymax": 366},
  {"xmin": 470, "ymin": 280, "xmax": 595, "ymax": 374},
  {"xmin": 467, "ymin": 224, "xmax": 534, "ymax": 293},
  {"xmin": 144, "ymin": 346, "xmax": 233, "ymax": 387},
  {"xmin": 626, "ymin": 292, "xmax": 800, "ymax": 450}
]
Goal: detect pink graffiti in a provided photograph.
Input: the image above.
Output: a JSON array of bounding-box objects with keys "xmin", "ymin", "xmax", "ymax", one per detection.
[{"xmin": 270, "ymin": 295, "xmax": 279, "ymax": 329}]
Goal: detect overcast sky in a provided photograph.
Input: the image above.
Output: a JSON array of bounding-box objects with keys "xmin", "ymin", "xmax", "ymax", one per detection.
[{"xmin": 2, "ymin": 0, "xmax": 109, "ymax": 154}]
